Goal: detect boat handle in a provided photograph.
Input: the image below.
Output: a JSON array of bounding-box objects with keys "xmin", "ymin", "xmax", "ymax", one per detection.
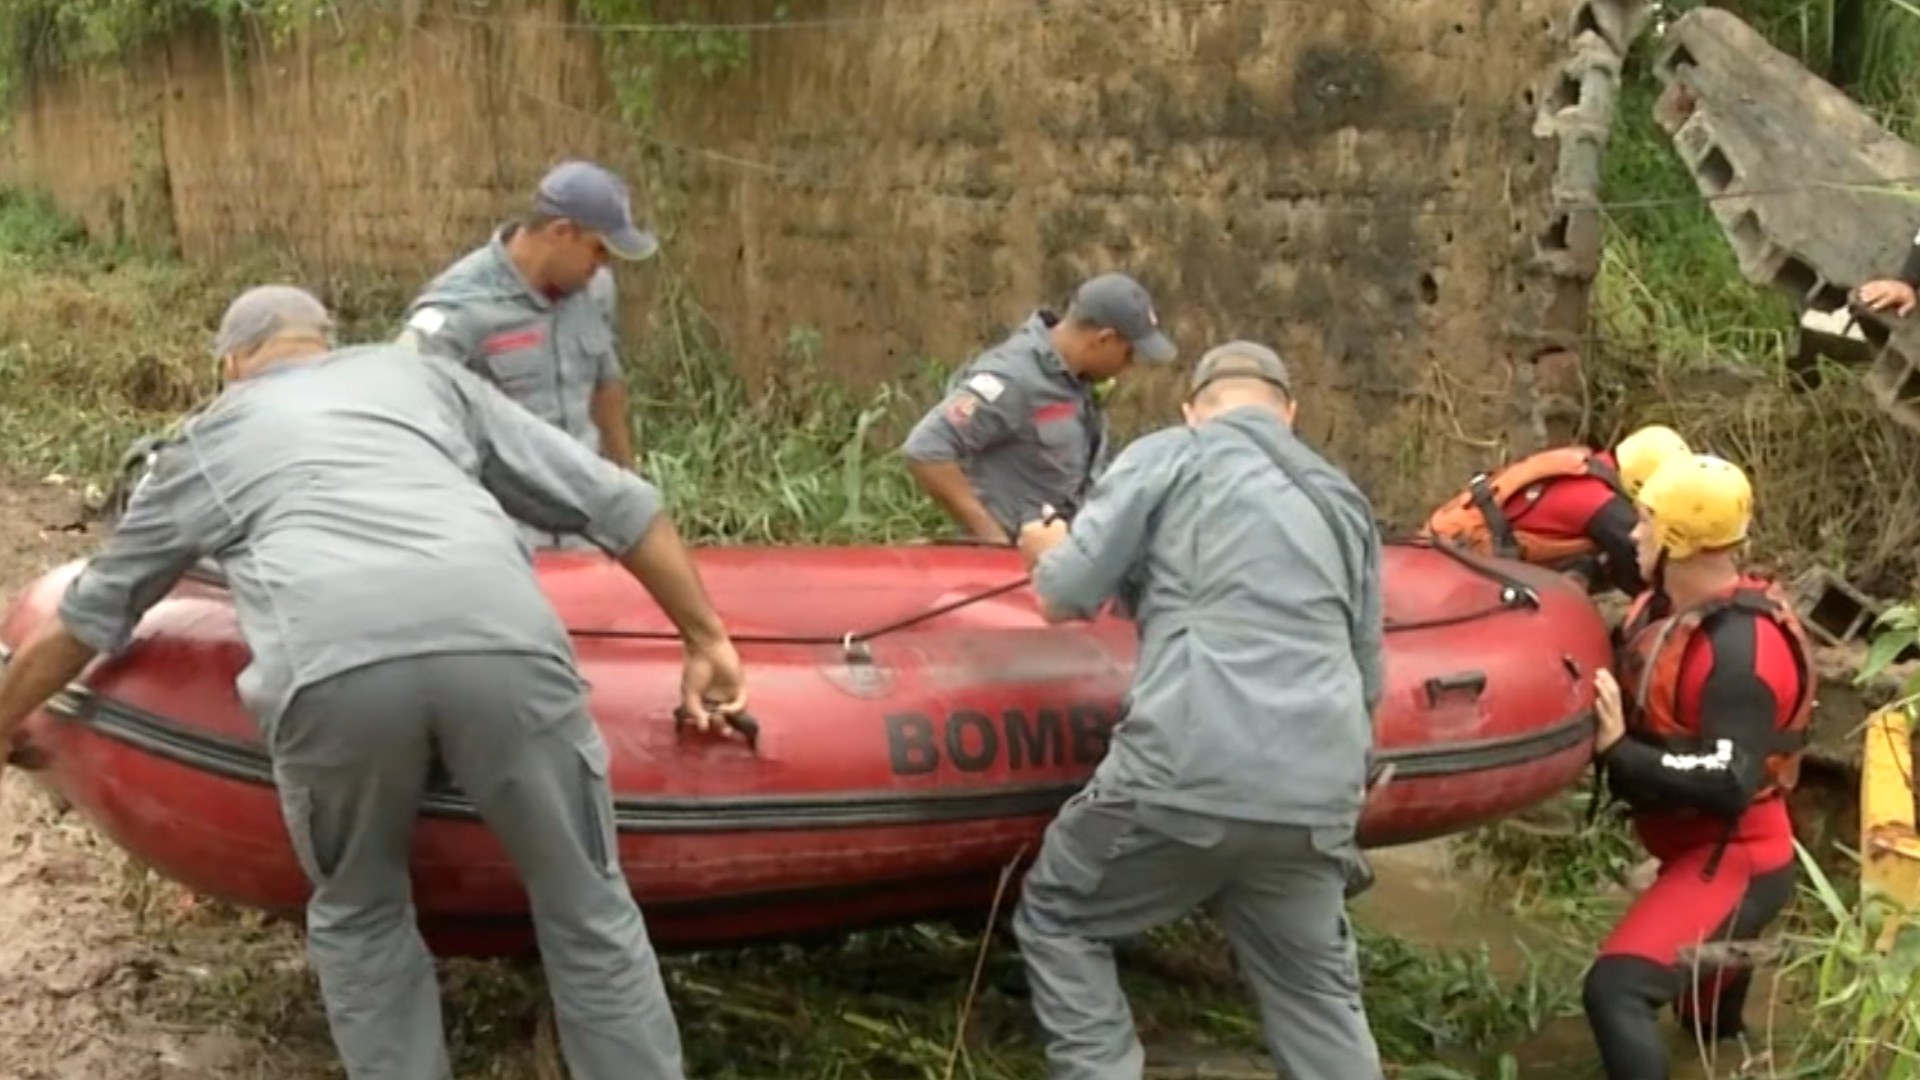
[
  {"xmin": 673, "ymin": 705, "xmax": 761, "ymax": 752},
  {"xmin": 1423, "ymin": 670, "xmax": 1487, "ymax": 708},
  {"xmin": 4, "ymin": 734, "xmax": 47, "ymax": 771}
]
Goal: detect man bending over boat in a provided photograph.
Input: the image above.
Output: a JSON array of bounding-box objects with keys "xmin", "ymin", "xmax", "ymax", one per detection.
[
  {"xmin": 900, "ymin": 272, "xmax": 1177, "ymax": 544},
  {"xmin": 1420, "ymin": 423, "xmax": 1692, "ymax": 595},
  {"xmin": 0, "ymin": 285, "xmax": 746, "ymax": 1080},
  {"xmin": 1584, "ymin": 453, "xmax": 1813, "ymax": 1079},
  {"xmin": 1013, "ymin": 341, "xmax": 1387, "ymax": 1080}
]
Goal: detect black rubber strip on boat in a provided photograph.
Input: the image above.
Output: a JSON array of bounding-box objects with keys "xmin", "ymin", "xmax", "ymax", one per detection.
[{"xmin": 41, "ymin": 687, "xmax": 1596, "ymax": 834}]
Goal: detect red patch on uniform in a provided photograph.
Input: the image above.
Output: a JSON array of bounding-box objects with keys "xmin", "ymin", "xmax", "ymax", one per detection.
[
  {"xmin": 1032, "ymin": 401, "xmax": 1076, "ymax": 424},
  {"xmin": 483, "ymin": 325, "xmax": 547, "ymax": 355},
  {"xmin": 944, "ymin": 394, "xmax": 981, "ymax": 427}
]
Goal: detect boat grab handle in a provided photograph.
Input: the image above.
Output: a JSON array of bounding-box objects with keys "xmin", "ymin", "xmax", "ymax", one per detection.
[
  {"xmin": 4, "ymin": 735, "xmax": 48, "ymax": 771},
  {"xmin": 673, "ymin": 705, "xmax": 761, "ymax": 752},
  {"xmin": 1423, "ymin": 670, "xmax": 1487, "ymax": 708}
]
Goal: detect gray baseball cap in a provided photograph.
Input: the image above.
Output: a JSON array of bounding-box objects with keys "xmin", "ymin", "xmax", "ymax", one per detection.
[
  {"xmin": 1189, "ymin": 340, "xmax": 1293, "ymax": 398},
  {"xmin": 1068, "ymin": 272, "xmax": 1177, "ymax": 364},
  {"xmin": 533, "ymin": 159, "xmax": 659, "ymax": 261},
  {"xmin": 211, "ymin": 284, "xmax": 334, "ymax": 359}
]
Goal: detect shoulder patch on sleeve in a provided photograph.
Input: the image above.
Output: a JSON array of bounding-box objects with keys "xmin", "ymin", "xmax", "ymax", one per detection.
[
  {"xmin": 407, "ymin": 307, "xmax": 449, "ymax": 336},
  {"xmin": 944, "ymin": 393, "xmax": 980, "ymax": 426},
  {"xmin": 965, "ymin": 372, "xmax": 1007, "ymax": 403}
]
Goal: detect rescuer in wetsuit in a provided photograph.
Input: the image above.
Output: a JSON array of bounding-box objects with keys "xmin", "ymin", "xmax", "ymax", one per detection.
[
  {"xmin": 1421, "ymin": 424, "xmax": 1692, "ymax": 595},
  {"xmin": 1584, "ymin": 453, "xmax": 1815, "ymax": 1080}
]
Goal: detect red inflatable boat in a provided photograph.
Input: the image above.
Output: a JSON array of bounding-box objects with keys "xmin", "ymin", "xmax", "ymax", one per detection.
[{"xmin": 0, "ymin": 540, "xmax": 1608, "ymax": 956}]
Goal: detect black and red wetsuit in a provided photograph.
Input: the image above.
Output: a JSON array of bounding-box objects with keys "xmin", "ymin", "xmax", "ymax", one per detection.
[
  {"xmin": 1498, "ymin": 449, "xmax": 1645, "ymax": 594},
  {"xmin": 1583, "ymin": 577, "xmax": 1815, "ymax": 1079},
  {"xmin": 1422, "ymin": 447, "xmax": 1645, "ymax": 594}
]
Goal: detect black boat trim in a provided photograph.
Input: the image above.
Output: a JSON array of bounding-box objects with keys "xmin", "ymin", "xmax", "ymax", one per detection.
[{"xmin": 39, "ymin": 687, "xmax": 1594, "ymax": 833}]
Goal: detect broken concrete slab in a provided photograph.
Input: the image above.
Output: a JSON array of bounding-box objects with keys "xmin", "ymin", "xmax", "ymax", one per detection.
[
  {"xmin": 1651, "ymin": 7, "xmax": 1920, "ymax": 302},
  {"xmin": 1528, "ymin": 1, "xmax": 1649, "ymax": 289},
  {"xmin": 1648, "ymin": 7, "xmax": 1920, "ymax": 432},
  {"xmin": 1793, "ymin": 564, "xmax": 1892, "ymax": 648}
]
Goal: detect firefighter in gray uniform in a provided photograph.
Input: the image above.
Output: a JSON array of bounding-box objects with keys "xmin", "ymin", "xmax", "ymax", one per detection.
[
  {"xmin": 1014, "ymin": 341, "xmax": 1387, "ymax": 1080},
  {"xmin": 900, "ymin": 273, "xmax": 1178, "ymax": 543},
  {"xmin": 0, "ymin": 286, "xmax": 747, "ymax": 1080},
  {"xmin": 590, "ymin": 263, "xmax": 620, "ymax": 337},
  {"xmin": 400, "ymin": 159, "xmax": 652, "ymax": 547}
]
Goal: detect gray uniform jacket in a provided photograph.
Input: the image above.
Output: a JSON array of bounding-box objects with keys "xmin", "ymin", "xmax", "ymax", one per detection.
[
  {"xmin": 1031, "ymin": 405, "xmax": 1386, "ymax": 829},
  {"xmin": 401, "ymin": 226, "xmax": 624, "ymax": 459},
  {"xmin": 57, "ymin": 344, "xmax": 659, "ymax": 731},
  {"xmin": 900, "ymin": 312, "xmax": 1110, "ymax": 535}
]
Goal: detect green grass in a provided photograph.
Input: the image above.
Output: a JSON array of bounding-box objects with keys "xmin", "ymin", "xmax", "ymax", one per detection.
[
  {"xmin": 115, "ymin": 880, "xmax": 1585, "ymax": 1079},
  {"xmin": 1590, "ymin": 72, "xmax": 1798, "ymax": 383}
]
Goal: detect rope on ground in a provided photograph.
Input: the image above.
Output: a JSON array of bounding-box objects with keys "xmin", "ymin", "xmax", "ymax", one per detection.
[{"xmin": 942, "ymin": 841, "xmax": 1030, "ymax": 1080}]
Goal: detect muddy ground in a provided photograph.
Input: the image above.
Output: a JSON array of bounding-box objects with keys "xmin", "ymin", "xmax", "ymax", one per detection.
[{"xmin": 0, "ymin": 474, "xmax": 283, "ymax": 1079}]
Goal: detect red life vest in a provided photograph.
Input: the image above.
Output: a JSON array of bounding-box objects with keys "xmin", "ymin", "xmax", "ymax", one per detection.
[
  {"xmin": 1421, "ymin": 447, "xmax": 1625, "ymax": 565},
  {"xmin": 1614, "ymin": 576, "xmax": 1816, "ymax": 801}
]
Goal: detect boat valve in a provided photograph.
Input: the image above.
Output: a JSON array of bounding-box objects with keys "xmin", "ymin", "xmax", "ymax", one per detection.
[
  {"xmin": 1499, "ymin": 584, "xmax": 1542, "ymax": 610},
  {"xmin": 842, "ymin": 631, "xmax": 873, "ymax": 666}
]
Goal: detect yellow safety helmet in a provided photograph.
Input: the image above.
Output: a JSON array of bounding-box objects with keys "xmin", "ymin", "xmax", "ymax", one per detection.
[
  {"xmin": 1635, "ymin": 453, "xmax": 1752, "ymax": 561},
  {"xmin": 1614, "ymin": 424, "xmax": 1692, "ymax": 497}
]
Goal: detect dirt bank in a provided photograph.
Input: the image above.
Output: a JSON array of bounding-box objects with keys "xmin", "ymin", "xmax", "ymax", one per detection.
[{"xmin": 0, "ymin": 475, "xmax": 335, "ymax": 1079}]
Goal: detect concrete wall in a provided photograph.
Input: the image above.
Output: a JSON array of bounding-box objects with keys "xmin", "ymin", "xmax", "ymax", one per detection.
[{"xmin": 0, "ymin": 0, "xmax": 1643, "ymax": 521}]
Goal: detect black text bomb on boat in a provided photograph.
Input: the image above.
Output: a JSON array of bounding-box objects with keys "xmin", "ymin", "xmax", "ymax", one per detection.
[{"xmin": 885, "ymin": 705, "xmax": 1117, "ymax": 776}]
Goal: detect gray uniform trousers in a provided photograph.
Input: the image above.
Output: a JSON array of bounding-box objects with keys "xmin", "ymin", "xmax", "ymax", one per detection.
[
  {"xmin": 1012, "ymin": 785, "xmax": 1384, "ymax": 1080},
  {"xmin": 268, "ymin": 651, "xmax": 683, "ymax": 1080}
]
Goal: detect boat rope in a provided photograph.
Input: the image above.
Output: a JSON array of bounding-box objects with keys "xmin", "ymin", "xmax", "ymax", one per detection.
[
  {"xmin": 1381, "ymin": 533, "xmax": 1545, "ymax": 631},
  {"xmin": 569, "ymin": 574, "xmax": 1038, "ymax": 649},
  {"xmin": 569, "ymin": 536, "xmax": 1545, "ymax": 648},
  {"xmin": 177, "ymin": 536, "xmax": 1543, "ymax": 653}
]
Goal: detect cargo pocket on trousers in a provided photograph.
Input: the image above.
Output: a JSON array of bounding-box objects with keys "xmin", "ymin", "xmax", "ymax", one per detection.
[
  {"xmin": 572, "ymin": 733, "xmax": 622, "ymax": 879},
  {"xmin": 1310, "ymin": 824, "xmax": 1375, "ymax": 900},
  {"xmin": 278, "ymin": 784, "xmax": 331, "ymax": 887},
  {"xmin": 1042, "ymin": 788, "xmax": 1148, "ymax": 900}
]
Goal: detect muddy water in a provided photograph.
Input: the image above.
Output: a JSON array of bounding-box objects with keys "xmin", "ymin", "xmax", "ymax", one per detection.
[{"xmin": 1357, "ymin": 841, "xmax": 1772, "ymax": 1080}]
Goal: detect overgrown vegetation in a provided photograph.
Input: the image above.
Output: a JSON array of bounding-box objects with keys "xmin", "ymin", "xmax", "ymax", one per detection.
[
  {"xmin": 100, "ymin": 857, "xmax": 1585, "ymax": 1079},
  {"xmin": 1862, "ymin": 600, "xmax": 1920, "ymax": 707},
  {"xmin": 575, "ymin": 0, "xmax": 761, "ymax": 131},
  {"xmin": 0, "ymin": 0, "xmax": 345, "ymax": 114},
  {"xmin": 4, "ymin": 0, "xmax": 1920, "ymax": 1076},
  {"xmin": 1586, "ymin": 0, "xmax": 1920, "ymax": 596}
]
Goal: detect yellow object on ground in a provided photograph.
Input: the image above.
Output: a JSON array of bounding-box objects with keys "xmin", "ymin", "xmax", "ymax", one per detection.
[{"xmin": 1860, "ymin": 703, "xmax": 1920, "ymax": 950}]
